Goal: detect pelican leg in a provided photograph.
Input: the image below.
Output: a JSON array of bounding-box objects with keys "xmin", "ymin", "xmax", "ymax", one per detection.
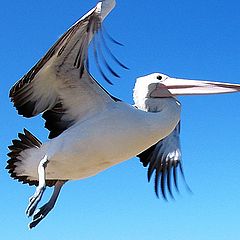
[
  {"xmin": 29, "ymin": 180, "xmax": 66, "ymax": 229},
  {"xmin": 26, "ymin": 155, "xmax": 48, "ymax": 217}
]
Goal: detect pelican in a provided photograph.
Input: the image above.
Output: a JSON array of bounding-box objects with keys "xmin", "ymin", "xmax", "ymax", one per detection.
[{"xmin": 7, "ymin": 0, "xmax": 240, "ymax": 229}]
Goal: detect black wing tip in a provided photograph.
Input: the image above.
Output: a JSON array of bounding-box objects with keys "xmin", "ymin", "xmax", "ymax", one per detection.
[
  {"xmin": 138, "ymin": 141, "xmax": 191, "ymax": 201},
  {"xmin": 167, "ymin": 162, "xmax": 175, "ymax": 200},
  {"xmin": 118, "ymin": 62, "xmax": 129, "ymax": 70},
  {"xmin": 90, "ymin": 26, "xmax": 129, "ymax": 84},
  {"xmin": 101, "ymin": 26, "xmax": 124, "ymax": 47},
  {"xmin": 179, "ymin": 163, "xmax": 193, "ymax": 194},
  {"xmin": 10, "ymin": 94, "xmax": 37, "ymax": 118},
  {"xmin": 150, "ymin": 160, "xmax": 191, "ymax": 201}
]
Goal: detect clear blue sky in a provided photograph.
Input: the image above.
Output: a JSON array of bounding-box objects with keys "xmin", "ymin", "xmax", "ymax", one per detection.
[{"xmin": 1, "ymin": 0, "xmax": 240, "ymax": 239}]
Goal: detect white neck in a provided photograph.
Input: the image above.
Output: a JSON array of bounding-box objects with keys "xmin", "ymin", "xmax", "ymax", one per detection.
[{"xmin": 136, "ymin": 97, "xmax": 181, "ymax": 140}]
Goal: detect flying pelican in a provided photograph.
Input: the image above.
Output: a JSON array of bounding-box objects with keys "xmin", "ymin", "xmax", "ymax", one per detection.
[{"xmin": 7, "ymin": 0, "xmax": 240, "ymax": 229}]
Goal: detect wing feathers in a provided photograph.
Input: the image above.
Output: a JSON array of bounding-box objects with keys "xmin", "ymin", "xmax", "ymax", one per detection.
[
  {"xmin": 10, "ymin": 3, "xmax": 123, "ymax": 139},
  {"xmin": 138, "ymin": 123, "xmax": 190, "ymax": 200},
  {"xmin": 9, "ymin": 5, "xmax": 102, "ymax": 116},
  {"xmin": 10, "ymin": 1, "xmax": 127, "ymax": 141},
  {"xmin": 42, "ymin": 102, "xmax": 75, "ymax": 139}
]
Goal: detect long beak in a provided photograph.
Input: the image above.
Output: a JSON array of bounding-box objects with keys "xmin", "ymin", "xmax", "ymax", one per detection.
[{"xmin": 151, "ymin": 77, "xmax": 240, "ymax": 97}]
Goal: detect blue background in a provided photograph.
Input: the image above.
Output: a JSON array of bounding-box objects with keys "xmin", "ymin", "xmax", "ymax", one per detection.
[{"xmin": 1, "ymin": 0, "xmax": 240, "ymax": 239}]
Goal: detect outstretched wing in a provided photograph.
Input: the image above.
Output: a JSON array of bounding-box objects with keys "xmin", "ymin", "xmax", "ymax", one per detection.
[
  {"xmin": 9, "ymin": 1, "xmax": 123, "ymax": 139},
  {"xmin": 137, "ymin": 123, "xmax": 190, "ymax": 200}
]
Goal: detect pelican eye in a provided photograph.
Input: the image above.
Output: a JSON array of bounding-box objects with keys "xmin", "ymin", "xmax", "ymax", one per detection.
[{"xmin": 157, "ymin": 75, "xmax": 162, "ymax": 80}]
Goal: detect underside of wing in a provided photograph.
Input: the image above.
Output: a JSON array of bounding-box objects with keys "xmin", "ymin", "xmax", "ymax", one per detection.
[
  {"xmin": 9, "ymin": 2, "xmax": 124, "ymax": 139},
  {"xmin": 42, "ymin": 102, "xmax": 74, "ymax": 139},
  {"xmin": 137, "ymin": 123, "xmax": 190, "ymax": 200}
]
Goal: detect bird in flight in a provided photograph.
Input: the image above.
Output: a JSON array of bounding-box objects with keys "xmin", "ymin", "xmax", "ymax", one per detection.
[{"xmin": 7, "ymin": 0, "xmax": 240, "ymax": 229}]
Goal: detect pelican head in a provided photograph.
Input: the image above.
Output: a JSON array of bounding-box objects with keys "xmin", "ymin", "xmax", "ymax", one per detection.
[{"xmin": 134, "ymin": 72, "xmax": 240, "ymax": 104}]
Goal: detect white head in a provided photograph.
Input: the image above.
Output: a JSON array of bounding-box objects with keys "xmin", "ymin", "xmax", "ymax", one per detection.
[{"xmin": 133, "ymin": 72, "xmax": 240, "ymax": 109}]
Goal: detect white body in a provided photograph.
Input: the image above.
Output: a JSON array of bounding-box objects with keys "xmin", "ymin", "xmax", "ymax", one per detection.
[{"xmin": 19, "ymin": 98, "xmax": 180, "ymax": 181}]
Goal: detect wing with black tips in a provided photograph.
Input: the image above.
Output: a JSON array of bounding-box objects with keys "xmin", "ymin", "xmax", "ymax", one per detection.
[
  {"xmin": 137, "ymin": 123, "xmax": 190, "ymax": 200},
  {"xmin": 9, "ymin": 2, "xmax": 124, "ymax": 139}
]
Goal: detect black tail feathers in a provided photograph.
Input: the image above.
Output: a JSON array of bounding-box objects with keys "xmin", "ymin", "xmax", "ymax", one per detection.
[
  {"xmin": 7, "ymin": 129, "xmax": 59, "ymax": 187},
  {"xmin": 6, "ymin": 129, "xmax": 42, "ymax": 186}
]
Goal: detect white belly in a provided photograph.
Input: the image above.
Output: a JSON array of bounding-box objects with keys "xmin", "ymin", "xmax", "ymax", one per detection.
[
  {"xmin": 37, "ymin": 101, "xmax": 180, "ymax": 180},
  {"xmin": 46, "ymin": 110, "xmax": 149, "ymax": 179}
]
